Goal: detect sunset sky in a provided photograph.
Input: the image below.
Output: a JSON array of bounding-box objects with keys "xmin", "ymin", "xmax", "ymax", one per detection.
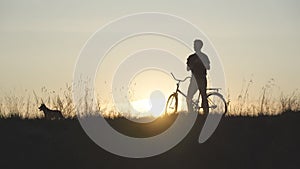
[{"xmin": 1, "ymin": 0, "xmax": 300, "ymax": 113}]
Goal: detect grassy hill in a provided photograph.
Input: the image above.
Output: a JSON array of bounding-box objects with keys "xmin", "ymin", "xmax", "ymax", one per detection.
[{"xmin": 0, "ymin": 112, "xmax": 299, "ymax": 169}]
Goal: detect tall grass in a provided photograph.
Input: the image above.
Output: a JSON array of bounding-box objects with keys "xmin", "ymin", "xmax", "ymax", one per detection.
[
  {"xmin": 0, "ymin": 80, "xmax": 299, "ymax": 119},
  {"xmin": 233, "ymin": 78, "xmax": 253, "ymax": 116},
  {"xmin": 227, "ymin": 78, "xmax": 300, "ymax": 116},
  {"xmin": 0, "ymin": 82, "xmax": 125, "ymax": 119},
  {"xmin": 280, "ymin": 90, "xmax": 300, "ymax": 112},
  {"xmin": 0, "ymin": 84, "xmax": 78, "ymax": 119}
]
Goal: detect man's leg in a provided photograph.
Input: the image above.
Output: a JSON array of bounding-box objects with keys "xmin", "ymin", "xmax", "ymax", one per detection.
[
  {"xmin": 187, "ymin": 75, "xmax": 198, "ymax": 113},
  {"xmin": 196, "ymin": 75, "xmax": 209, "ymax": 114}
]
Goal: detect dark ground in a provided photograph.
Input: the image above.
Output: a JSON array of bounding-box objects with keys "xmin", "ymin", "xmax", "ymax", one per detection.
[{"xmin": 0, "ymin": 112, "xmax": 299, "ymax": 169}]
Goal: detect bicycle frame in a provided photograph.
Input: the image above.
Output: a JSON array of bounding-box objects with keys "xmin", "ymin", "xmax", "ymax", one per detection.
[
  {"xmin": 170, "ymin": 75, "xmax": 200, "ymax": 109},
  {"xmin": 170, "ymin": 73, "xmax": 222, "ymax": 109},
  {"xmin": 166, "ymin": 73, "xmax": 227, "ymax": 115}
]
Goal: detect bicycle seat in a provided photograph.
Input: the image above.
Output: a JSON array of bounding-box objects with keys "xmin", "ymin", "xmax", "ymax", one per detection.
[{"xmin": 207, "ymin": 88, "xmax": 222, "ymax": 91}]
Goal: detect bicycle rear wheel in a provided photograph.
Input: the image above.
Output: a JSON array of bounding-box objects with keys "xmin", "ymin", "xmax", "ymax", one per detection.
[
  {"xmin": 165, "ymin": 93, "xmax": 178, "ymax": 115},
  {"xmin": 207, "ymin": 92, "xmax": 227, "ymax": 114}
]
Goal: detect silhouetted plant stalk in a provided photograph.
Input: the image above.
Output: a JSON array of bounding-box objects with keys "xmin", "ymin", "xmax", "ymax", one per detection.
[
  {"xmin": 259, "ymin": 78, "xmax": 276, "ymax": 115},
  {"xmin": 231, "ymin": 78, "xmax": 253, "ymax": 116},
  {"xmin": 280, "ymin": 90, "xmax": 299, "ymax": 112}
]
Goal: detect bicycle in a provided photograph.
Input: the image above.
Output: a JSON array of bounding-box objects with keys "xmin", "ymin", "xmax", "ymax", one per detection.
[{"xmin": 165, "ymin": 73, "xmax": 227, "ymax": 115}]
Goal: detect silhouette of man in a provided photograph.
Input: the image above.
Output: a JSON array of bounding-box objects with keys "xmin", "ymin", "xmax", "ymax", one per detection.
[{"xmin": 186, "ymin": 39, "xmax": 210, "ymax": 114}]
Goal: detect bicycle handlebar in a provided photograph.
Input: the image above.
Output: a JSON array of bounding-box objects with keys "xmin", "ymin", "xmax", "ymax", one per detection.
[{"xmin": 170, "ymin": 73, "xmax": 191, "ymax": 82}]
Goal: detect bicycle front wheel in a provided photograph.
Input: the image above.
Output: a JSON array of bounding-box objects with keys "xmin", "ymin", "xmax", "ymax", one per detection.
[
  {"xmin": 207, "ymin": 92, "xmax": 227, "ymax": 114},
  {"xmin": 165, "ymin": 93, "xmax": 178, "ymax": 115}
]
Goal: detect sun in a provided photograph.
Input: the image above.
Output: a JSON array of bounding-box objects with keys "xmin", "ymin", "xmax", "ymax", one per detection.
[
  {"xmin": 128, "ymin": 70, "xmax": 174, "ymax": 118},
  {"xmin": 130, "ymin": 99, "xmax": 151, "ymax": 115},
  {"xmin": 130, "ymin": 98, "xmax": 165, "ymax": 117}
]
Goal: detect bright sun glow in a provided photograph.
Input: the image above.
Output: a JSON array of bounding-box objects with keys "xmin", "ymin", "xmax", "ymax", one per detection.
[
  {"xmin": 130, "ymin": 98, "xmax": 164, "ymax": 117},
  {"xmin": 127, "ymin": 69, "xmax": 174, "ymax": 117}
]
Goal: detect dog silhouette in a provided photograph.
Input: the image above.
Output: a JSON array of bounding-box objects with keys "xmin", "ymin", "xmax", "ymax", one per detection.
[{"xmin": 39, "ymin": 104, "xmax": 64, "ymax": 120}]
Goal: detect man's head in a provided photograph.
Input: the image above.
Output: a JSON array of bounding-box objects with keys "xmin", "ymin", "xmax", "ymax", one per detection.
[{"xmin": 194, "ymin": 39, "xmax": 203, "ymax": 52}]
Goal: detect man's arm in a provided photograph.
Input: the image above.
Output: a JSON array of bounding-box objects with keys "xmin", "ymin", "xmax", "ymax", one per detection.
[
  {"xmin": 206, "ymin": 56, "xmax": 210, "ymax": 70},
  {"xmin": 202, "ymin": 54, "xmax": 210, "ymax": 70},
  {"xmin": 186, "ymin": 54, "xmax": 193, "ymax": 71}
]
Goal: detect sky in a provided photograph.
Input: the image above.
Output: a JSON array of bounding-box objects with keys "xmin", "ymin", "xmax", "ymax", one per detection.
[{"xmin": 1, "ymin": 0, "xmax": 300, "ymax": 110}]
